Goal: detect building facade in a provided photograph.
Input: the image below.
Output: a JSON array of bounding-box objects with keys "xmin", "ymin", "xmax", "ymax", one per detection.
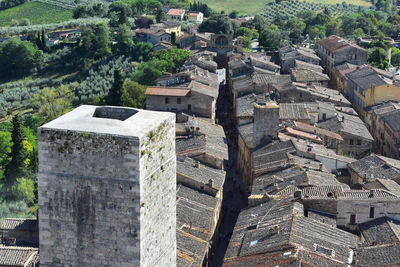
[{"xmin": 38, "ymin": 105, "xmax": 176, "ymax": 266}]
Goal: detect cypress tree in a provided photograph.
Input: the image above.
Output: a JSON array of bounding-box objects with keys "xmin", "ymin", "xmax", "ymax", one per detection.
[
  {"xmin": 4, "ymin": 114, "xmax": 26, "ymax": 184},
  {"xmin": 41, "ymin": 30, "xmax": 47, "ymax": 52},
  {"xmin": 105, "ymin": 69, "xmax": 124, "ymax": 106}
]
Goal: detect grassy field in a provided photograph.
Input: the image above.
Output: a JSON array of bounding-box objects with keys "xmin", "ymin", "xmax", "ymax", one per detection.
[
  {"xmin": 0, "ymin": 1, "xmax": 73, "ymax": 27},
  {"xmin": 203, "ymin": 0, "xmax": 270, "ymax": 15},
  {"xmin": 204, "ymin": 0, "xmax": 372, "ymax": 15}
]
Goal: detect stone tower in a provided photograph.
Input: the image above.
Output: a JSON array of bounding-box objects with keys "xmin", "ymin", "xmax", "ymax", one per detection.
[
  {"xmin": 236, "ymin": 36, "xmax": 243, "ymax": 53},
  {"xmin": 253, "ymin": 100, "xmax": 280, "ymax": 146},
  {"xmin": 38, "ymin": 105, "xmax": 176, "ymax": 266}
]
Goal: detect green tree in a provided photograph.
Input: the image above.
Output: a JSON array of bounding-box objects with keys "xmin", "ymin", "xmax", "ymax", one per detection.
[
  {"xmin": 198, "ymin": 15, "xmax": 234, "ymax": 34},
  {"xmin": 260, "ymin": 25, "xmax": 281, "ymax": 51},
  {"xmin": 4, "ymin": 115, "xmax": 26, "ymax": 185},
  {"xmin": 132, "ymin": 42, "xmax": 153, "ymax": 61},
  {"xmin": 149, "ymin": 48, "xmax": 191, "ymax": 73},
  {"xmin": 79, "ymin": 27, "xmax": 95, "ymax": 55},
  {"xmin": 92, "ymin": 23, "xmax": 112, "ymax": 58},
  {"xmin": 340, "ymin": 15, "xmax": 357, "ymax": 37},
  {"xmin": 131, "ymin": 59, "xmax": 167, "ymax": 85},
  {"xmin": 122, "ymin": 80, "xmax": 146, "ymax": 108},
  {"xmin": 171, "ymin": 32, "xmax": 176, "ymax": 45},
  {"xmin": 12, "ymin": 177, "xmax": 35, "ymax": 205},
  {"xmin": 0, "ymin": 131, "xmax": 12, "ymax": 174},
  {"xmin": 156, "ymin": 8, "xmax": 166, "ymax": 23},
  {"xmin": 391, "ymin": 47, "xmax": 400, "ymax": 66},
  {"xmin": 0, "ymin": 38, "xmax": 44, "ymax": 77},
  {"xmin": 326, "ymin": 20, "xmax": 341, "ymax": 36},
  {"xmin": 31, "ymin": 85, "xmax": 73, "ymax": 121},
  {"xmin": 285, "ymin": 17, "xmax": 306, "ymax": 44},
  {"xmin": 229, "ymin": 10, "xmax": 238, "ymax": 19},
  {"xmin": 115, "ymin": 24, "xmax": 134, "ymax": 54},
  {"xmin": 353, "ymin": 28, "xmax": 365, "ymax": 38},
  {"xmin": 108, "ymin": 3, "xmax": 131, "ymax": 27},
  {"xmin": 105, "ymin": 69, "xmax": 124, "ymax": 106},
  {"xmin": 309, "ymin": 25, "xmax": 326, "ymax": 40},
  {"xmin": 368, "ymin": 47, "xmax": 388, "ymax": 69}
]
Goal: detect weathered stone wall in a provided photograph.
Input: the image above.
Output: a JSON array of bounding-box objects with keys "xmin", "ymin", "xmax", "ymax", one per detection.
[
  {"xmin": 38, "ymin": 106, "xmax": 176, "ymax": 267},
  {"xmin": 38, "ymin": 130, "xmax": 142, "ymax": 266},
  {"xmin": 337, "ymin": 199, "xmax": 400, "ymax": 227},
  {"xmin": 138, "ymin": 117, "xmax": 176, "ymax": 267}
]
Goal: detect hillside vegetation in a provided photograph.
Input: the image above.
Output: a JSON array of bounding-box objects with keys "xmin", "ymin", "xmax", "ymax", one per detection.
[
  {"xmin": 0, "ymin": 1, "xmax": 73, "ymax": 26},
  {"xmin": 203, "ymin": 0, "xmax": 373, "ymax": 15}
]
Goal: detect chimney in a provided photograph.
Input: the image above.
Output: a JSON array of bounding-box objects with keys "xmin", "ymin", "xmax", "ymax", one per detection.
[
  {"xmin": 273, "ymin": 183, "xmax": 279, "ymax": 191},
  {"xmin": 369, "ymin": 189, "xmax": 374, "ymax": 198},
  {"xmin": 319, "ymin": 163, "xmax": 323, "ymax": 171},
  {"xmin": 195, "ymin": 161, "xmax": 200, "ymax": 168},
  {"xmin": 294, "ymin": 190, "xmax": 302, "ymax": 199},
  {"xmin": 208, "ymin": 179, "xmax": 213, "ymax": 187}
]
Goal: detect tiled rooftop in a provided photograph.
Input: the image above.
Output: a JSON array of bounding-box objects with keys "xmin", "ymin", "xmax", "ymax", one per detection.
[
  {"xmin": 355, "ymin": 243, "xmax": 400, "ymax": 266},
  {"xmin": 359, "ymin": 217, "xmax": 400, "ymax": 246},
  {"xmin": 348, "ymin": 154, "xmax": 400, "ymax": 181},
  {"xmin": 0, "ymin": 218, "xmax": 37, "ymax": 231},
  {"xmin": 177, "ymin": 157, "xmax": 226, "ymax": 190},
  {"xmin": 0, "ymin": 246, "xmax": 39, "ymax": 267}
]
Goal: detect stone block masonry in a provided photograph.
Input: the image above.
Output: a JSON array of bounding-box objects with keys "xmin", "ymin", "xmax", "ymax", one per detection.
[{"xmin": 38, "ymin": 106, "xmax": 176, "ymax": 267}]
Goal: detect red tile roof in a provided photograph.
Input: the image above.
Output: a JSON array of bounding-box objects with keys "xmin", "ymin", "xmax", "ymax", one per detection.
[
  {"xmin": 286, "ymin": 127, "xmax": 323, "ymax": 143},
  {"xmin": 318, "ymin": 35, "xmax": 365, "ymax": 52},
  {"xmin": 167, "ymin": 9, "xmax": 185, "ymax": 16},
  {"xmin": 146, "ymin": 87, "xmax": 190, "ymax": 97},
  {"xmin": 294, "ymin": 121, "xmax": 344, "ymax": 141}
]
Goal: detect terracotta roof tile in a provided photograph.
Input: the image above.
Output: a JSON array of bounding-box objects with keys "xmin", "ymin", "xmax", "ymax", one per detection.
[{"xmin": 146, "ymin": 87, "xmax": 190, "ymax": 97}]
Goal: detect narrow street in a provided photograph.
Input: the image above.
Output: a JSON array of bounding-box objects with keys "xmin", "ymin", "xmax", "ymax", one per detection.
[{"xmin": 209, "ymin": 79, "xmax": 248, "ymax": 266}]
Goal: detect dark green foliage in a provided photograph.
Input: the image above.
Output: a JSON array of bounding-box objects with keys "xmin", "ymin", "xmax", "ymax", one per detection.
[
  {"xmin": 0, "ymin": 0, "xmax": 26, "ymax": 11},
  {"xmin": 114, "ymin": 24, "xmax": 135, "ymax": 54},
  {"xmin": 241, "ymin": 15, "xmax": 268, "ymax": 33},
  {"xmin": 122, "ymin": 80, "xmax": 146, "ymax": 108},
  {"xmin": 368, "ymin": 47, "xmax": 388, "ymax": 69},
  {"xmin": 79, "ymin": 23, "xmax": 112, "ymax": 58},
  {"xmin": 0, "ymin": 38, "xmax": 44, "ymax": 78},
  {"xmin": 149, "ymin": 48, "xmax": 191, "ymax": 73},
  {"xmin": 74, "ymin": 56, "xmax": 135, "ymax": 103},
  {"xmin": 105, "ymin": 69, "xmax": 124, "ymax": 106},
  {"xmin": 259, "ymin": 25, "xmax": 281, "ymax": 50},
  {"xmin": 73, "ymin": 3, "xmax": 106, "ymax": 19},
  {"xmin": 4, "ymin": 114, "xmax": 26, "ymax": 184},
  {"xmin": 391, "ymin": 47, "xmax": 400, "ymax": 67},
  {"xmin": 131, "ymin": 59, "xmax": 166, "ymax": 85},
  {"xmin": 198, "ymin": 14, "xmax": 234, "ymax": 34},
  {"xmin": 190, "ymin": 2, "xmax": 213, "ymax": 17},
  {"xmin": 131, "ymin": 48, "xmax": 190, "ymax": 85},
  {"xmin": 132, "ymin": 42, "xmax": 153, "ymax": 61},
  {"xmin": 171, "ymin": 32, "xmax": 176, "ymax": 45},
  {"xmin": 108, "ymin": 2, "xmax": 131, "ymax": 27},
  {"xmin": 156, "ymin": 8, "xmax": 166, "ymax": 23},
  {"xmin": 229, "ymin": 10, "xmax": 238, "ymax": 19},
  {"xmin": 135, "ymin": 16, "xmax": 153, "ymax": 28}
]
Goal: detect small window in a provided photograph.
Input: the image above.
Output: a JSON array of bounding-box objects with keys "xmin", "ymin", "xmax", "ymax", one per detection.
[
  {"xmin": 357, "ymin": 139, "xmax": 361, "ymax": 146},
  {"xmin": 370, "ymin": 207, "xmax": 375, "ymax": 218},
  {"xmin": 350, "ymin": 214, "xmax": 356, "ymax": 225},
  {"xmin": 165, "ymin": 97, "xmax": 169, "ymax": 104},
  {"xmin": 349, "ymin": 139, "xmax": 354, "ymax": 145},
  {"xmin": 322, "ymin": 113, "xmax": 326, "ymax": 120},
  {"xmin": 315, "ymin": 244, "xmax": 333, "ymax": 256},
  {"xmin": 188, "ymin": 104, "xmax": 191, "ymax": 111},
  {"xmin": 177, "ymin": 98, "xmax": 181, "ymax": 104}
]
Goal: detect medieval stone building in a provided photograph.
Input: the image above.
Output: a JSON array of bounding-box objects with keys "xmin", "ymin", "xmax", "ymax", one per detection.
[{"xmin": 37, "ymin": 105, "xmax": 176, "ymax": 266}]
